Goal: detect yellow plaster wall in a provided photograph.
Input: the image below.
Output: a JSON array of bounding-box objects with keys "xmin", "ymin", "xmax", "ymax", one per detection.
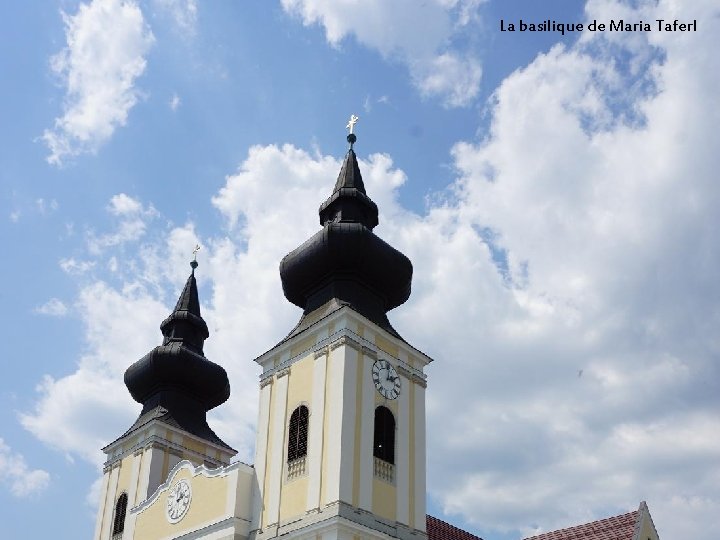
[
  {"xmin": 134, "ymin": 469, "xmax": 232, "ymax": 539},
  {"xmin": 374, "ymin": 335, "xmax": 399, "ymax": 358},
  {"xmin": 116, "ymin": 454, "xmax": 135, "ymax": 497},
  {"xmin": 279, "ymin": 476, "xmax": 309, "ymax": 521},
  {"xmin": 181, "ymin": 436, "xmax": 208, "ymax": 458},
  {"xmin": 287, "ymin": 353, "xmax": 314, "ymax": 410},
  {"xmin": 372, "ymin": 477, "xmax": 397, "ymax": 521}
]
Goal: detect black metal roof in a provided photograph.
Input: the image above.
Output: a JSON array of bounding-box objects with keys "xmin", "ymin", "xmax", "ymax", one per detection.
[
  {"xmin": 123, "ymin": 262, "xmax": 233, "ymax": 450},
  {"xmin": 279, "ymin": 135, "xmax": 413, "ymax": 340}
]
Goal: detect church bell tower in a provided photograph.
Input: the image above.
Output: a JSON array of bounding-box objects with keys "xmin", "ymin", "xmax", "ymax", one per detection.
[
  {"xmin": 93, "ymin": 259, "xmax": 236, "ymax": 540},
  {"xmin": 252, "ymin": 126, "xmax": 432, "ymax": 539}
]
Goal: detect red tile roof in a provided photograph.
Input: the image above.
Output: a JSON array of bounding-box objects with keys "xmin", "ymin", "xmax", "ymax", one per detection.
[
  {"xmin": 523, "ymin": 509, "xmax": 638, "ymax": 540},
  {"xmin": 426, "ymin": 515, "xmax": 484, "ymax": 540}
]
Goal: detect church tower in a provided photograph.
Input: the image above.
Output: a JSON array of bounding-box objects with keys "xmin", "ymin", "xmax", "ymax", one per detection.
[
  {"xmin": 251, "ymin": 129, "xmax": 432, "ymax": 539},
  {"xmin": 93, "ymin": 259, "xmax": 236, "ymax": 540}
]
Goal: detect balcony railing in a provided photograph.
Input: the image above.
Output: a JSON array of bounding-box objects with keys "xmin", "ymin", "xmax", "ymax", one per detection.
[
  {"xmin": 374, "ymin": 457, "xmax": 395, "ymax": 484},
  {"xmin": 287, "ymin": 456, "xmax": 306, "ymax": 480}
]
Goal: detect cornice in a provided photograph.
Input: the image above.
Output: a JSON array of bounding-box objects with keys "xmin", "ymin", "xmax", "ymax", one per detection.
[{"xmin": 258, "ymin": 326, "xmax": 427, "ymax": 383}]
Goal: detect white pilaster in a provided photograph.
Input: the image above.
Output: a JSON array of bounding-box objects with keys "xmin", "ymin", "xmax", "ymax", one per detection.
[
  {"xmin": 100, "ymin": 464, "xmax": 120, "ymax": 540},
  {"xmin": 266, "ymin": 369, "xmax": 289, "ymax": 526},
  {"xmin": 413, "ymin": 383, "xmax": 427, "ymax": 531},
  {"xmin": 358, "ymin": 349, "xmax": 375, "ymax": 511},
  {"xmin": 324, "ymin": 340, "xmax": 358, "ymax": 505},
  {"xmin": 145, "ymin": 444, "xmax": 166, "ymax": 500},
  {"xmin": 339, "ymin": 342, "xmax": 359, "ymax": 503},
  {"xmin": 306, "ymin": 348, "xmax": 328, "ymax": 512},
  {"xmin": 396, "ymin": 365, "xmax": 410, "ymax": 525},
  {"xmin": 252, "ymin": 379, "xmax": 272, "ymax": 530}
]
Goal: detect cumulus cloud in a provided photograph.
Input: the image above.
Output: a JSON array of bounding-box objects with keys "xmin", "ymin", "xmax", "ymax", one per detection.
[
  {"xmin": 280, "ymin": 0, "xmax": 483, "ymax": 107},
  {"xmin": 42, "ymin": 0, "xmax": 154, "ymax": 165},
  {"xmin": 0, "ymin": 438, "xmax": 50, "ymax": 497}
]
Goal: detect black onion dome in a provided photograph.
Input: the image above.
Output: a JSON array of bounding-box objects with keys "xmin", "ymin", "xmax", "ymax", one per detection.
[
  {"xmin": 123, "ymin": 262, "xmax": 231, "ymax": 447},
  {"xmin": 280, "ymin": 135, "xmax": 412, "ymax": 339}
]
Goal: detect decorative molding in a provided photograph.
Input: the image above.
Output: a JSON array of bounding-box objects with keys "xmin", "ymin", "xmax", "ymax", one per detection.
[
  {"xmin": 330, "ymin": 334, "xmax": 362, "ymax": 352},
  {"xmin": 362, "ymin": 345, "xmax": 378, "ymax": 358},
  {"xmin": 259, "ymin": 374, "xmax": 273, "ymax": 388},
  {"xmin": 314, "ymin": 346, "xmax": 329, "ymax": 359},
  {"xmin": 276, "ymin": 367, "xmax": 290, "ymax": 379},
  {"xmin": 131, "ymin": 459, "xmax": 251, "ymax": 515}
]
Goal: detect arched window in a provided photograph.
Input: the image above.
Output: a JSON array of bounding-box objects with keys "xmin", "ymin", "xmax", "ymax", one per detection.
[
  {"xmin": 111, "ymin": 492, "xmax": 128, "ymax": 538},
  {"xmin": 287, "ymin": 405, "xmax": 309, "ymax": 462},
  {"xmin": 373, "ymin": 406, "xmax": 395, "ymax": 464}
]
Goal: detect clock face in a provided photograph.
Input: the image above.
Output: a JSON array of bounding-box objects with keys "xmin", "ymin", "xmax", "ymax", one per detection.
[
  {"xmin": 372, "ymin": 359, "xmax": 401, "ymax": 400},
  {"xmin": 166, "ymin": 479, "xmax": 192, "ymax": 523}
]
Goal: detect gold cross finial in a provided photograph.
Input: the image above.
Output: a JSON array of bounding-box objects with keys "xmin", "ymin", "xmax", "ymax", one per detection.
[{"xmin": 346, "ymin": 114, "xmax": 359, "ymax": 135}]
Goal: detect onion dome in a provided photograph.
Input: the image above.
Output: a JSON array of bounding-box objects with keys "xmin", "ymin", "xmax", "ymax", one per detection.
[
  {"xmin": 123, "ymin": 260, "xmax": 232, "ymax": 448},
  {"xmin": 280, "ymin": 131, "xmax": 412, "ymax": 339}
]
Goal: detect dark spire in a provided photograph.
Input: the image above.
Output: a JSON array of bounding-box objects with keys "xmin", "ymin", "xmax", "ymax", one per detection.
[
  {"xmin": 318, "ymin": 142, "xmax": 379, "ymax": 229},
  {"xmin": 280, "ymin": 128, "xmax": 412, "ymax": 339},
  {"xmin": 159, "ymin": 259, "xmax": 208, "ymax": 354},
  {"xmin": 123, "ymin": 260, "xmax": 232, "ymax": 449}
]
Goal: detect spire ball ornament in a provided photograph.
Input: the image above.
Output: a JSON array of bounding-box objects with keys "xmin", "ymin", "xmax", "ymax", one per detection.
[{"xmin": 191, "ymin": 244, "xmax": 200, "ymax": 270}]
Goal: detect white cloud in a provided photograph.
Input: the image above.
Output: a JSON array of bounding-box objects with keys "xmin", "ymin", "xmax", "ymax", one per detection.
[
  {"xmin": 42, "ymin": 0, "xmax": 154, "ymax": 165},
  {"xmin": 152, "ymin": 0, "xmax": 198, "ymax": 34},
  {"xmin": 280, "ymin": 0, "xmax": 483, "ymax": 107},
  {"xmin": 9, "ymin": 210, "xmax": 21, "ymax": 223},
  {"xmin": 88, "ymin": 193, "xmax": 158, "ymax": 254},
  {"xmin": 0, "ymin": 438, "xmax": 50, "ymax": 497},
  {"xmin": 107, "ymin": 193, "xmax": 142, "ymax": 216},
  {"xmin": 35, "ymin": 298, "xmax": 69, "ymax": 317},
  {"xmin": 60, "ymin": 257, "xmax": 96, "ymax": 275},
  {"xmin": 414, "ymin": 52, "xmax": 482, "ymax": 108},
  {"xmin": 36, "ymin": 198, "xmax": 59, "ymax": 215},
  {"xmin": 169, "ymin": 92, "xmax": 181, "ymax": 111}
]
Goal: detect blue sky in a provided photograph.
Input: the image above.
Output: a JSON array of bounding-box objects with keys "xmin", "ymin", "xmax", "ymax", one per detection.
[{"xmin": 1, "ymin": 1, "xmax": 719, "ymax": 539}]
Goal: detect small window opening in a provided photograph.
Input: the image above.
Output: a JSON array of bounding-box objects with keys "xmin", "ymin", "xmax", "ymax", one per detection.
[
  {"xmin": 373, "ymin": 406, "xmax": 396, "ymax": 464},
  {"xmin": 112, "ymin": 492, "xmax": 128, "ymax": 538},
  {"xmin": 288, "ymin": 405, "xmax": 309, "ymax": 462}
]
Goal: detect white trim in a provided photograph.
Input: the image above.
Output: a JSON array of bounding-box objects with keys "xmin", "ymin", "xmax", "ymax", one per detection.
[
  {"xmin": 255, "ymin": 306, "xmax": 432, "ymax": 373},
  {"xmin": 323, "ymin": 342, "xmax": 345, "ymax": 504},
  {"xmin": 266, "ymin": 370, "xmax": 289, "ymax": 526},
  {"xmin": 338, "ymin": 343, "xmax": 358, "ymax": 503},
  {"xmin": 307, "ymin": 347, "xmax": 328, "ymax": 512},
  {"xmin": 131, "ymin": 459, "xmax": 250, "ymax": 515},
  {"xmin": 358, "ymin": 347, "xmax": 375, "ymax": 511},
  {"xmin": 252, "ymin": 380, "xmax": 272, "ymax": 531},
  {"xmin": 396, "ymin": 362, "xmax": 410, "ymax": 525},
  {"xmin": 413, "ymin": 384, "xmax": 426, "ymax": 531},
  {"xmin": 101, "ymin": 464, "xmax": 120, "ymax": 540}
]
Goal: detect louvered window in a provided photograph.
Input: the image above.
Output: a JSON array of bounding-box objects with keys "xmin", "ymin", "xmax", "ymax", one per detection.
[
  {"xmin": 287, "ymin": 405, "xmax": 309, "ymax": 462},
  {"xmin": 373, "ymin": 406, "xmax": 395, "ymax": 464},
  {"xmin": 111, "ymin": 492, "xmax": 128, "ymax": 539}
]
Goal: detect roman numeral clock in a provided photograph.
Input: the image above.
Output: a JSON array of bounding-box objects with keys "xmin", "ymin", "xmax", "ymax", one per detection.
[{"xmin": 372, "ymin": 358, "xmax": 401, "ymax": 400}]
